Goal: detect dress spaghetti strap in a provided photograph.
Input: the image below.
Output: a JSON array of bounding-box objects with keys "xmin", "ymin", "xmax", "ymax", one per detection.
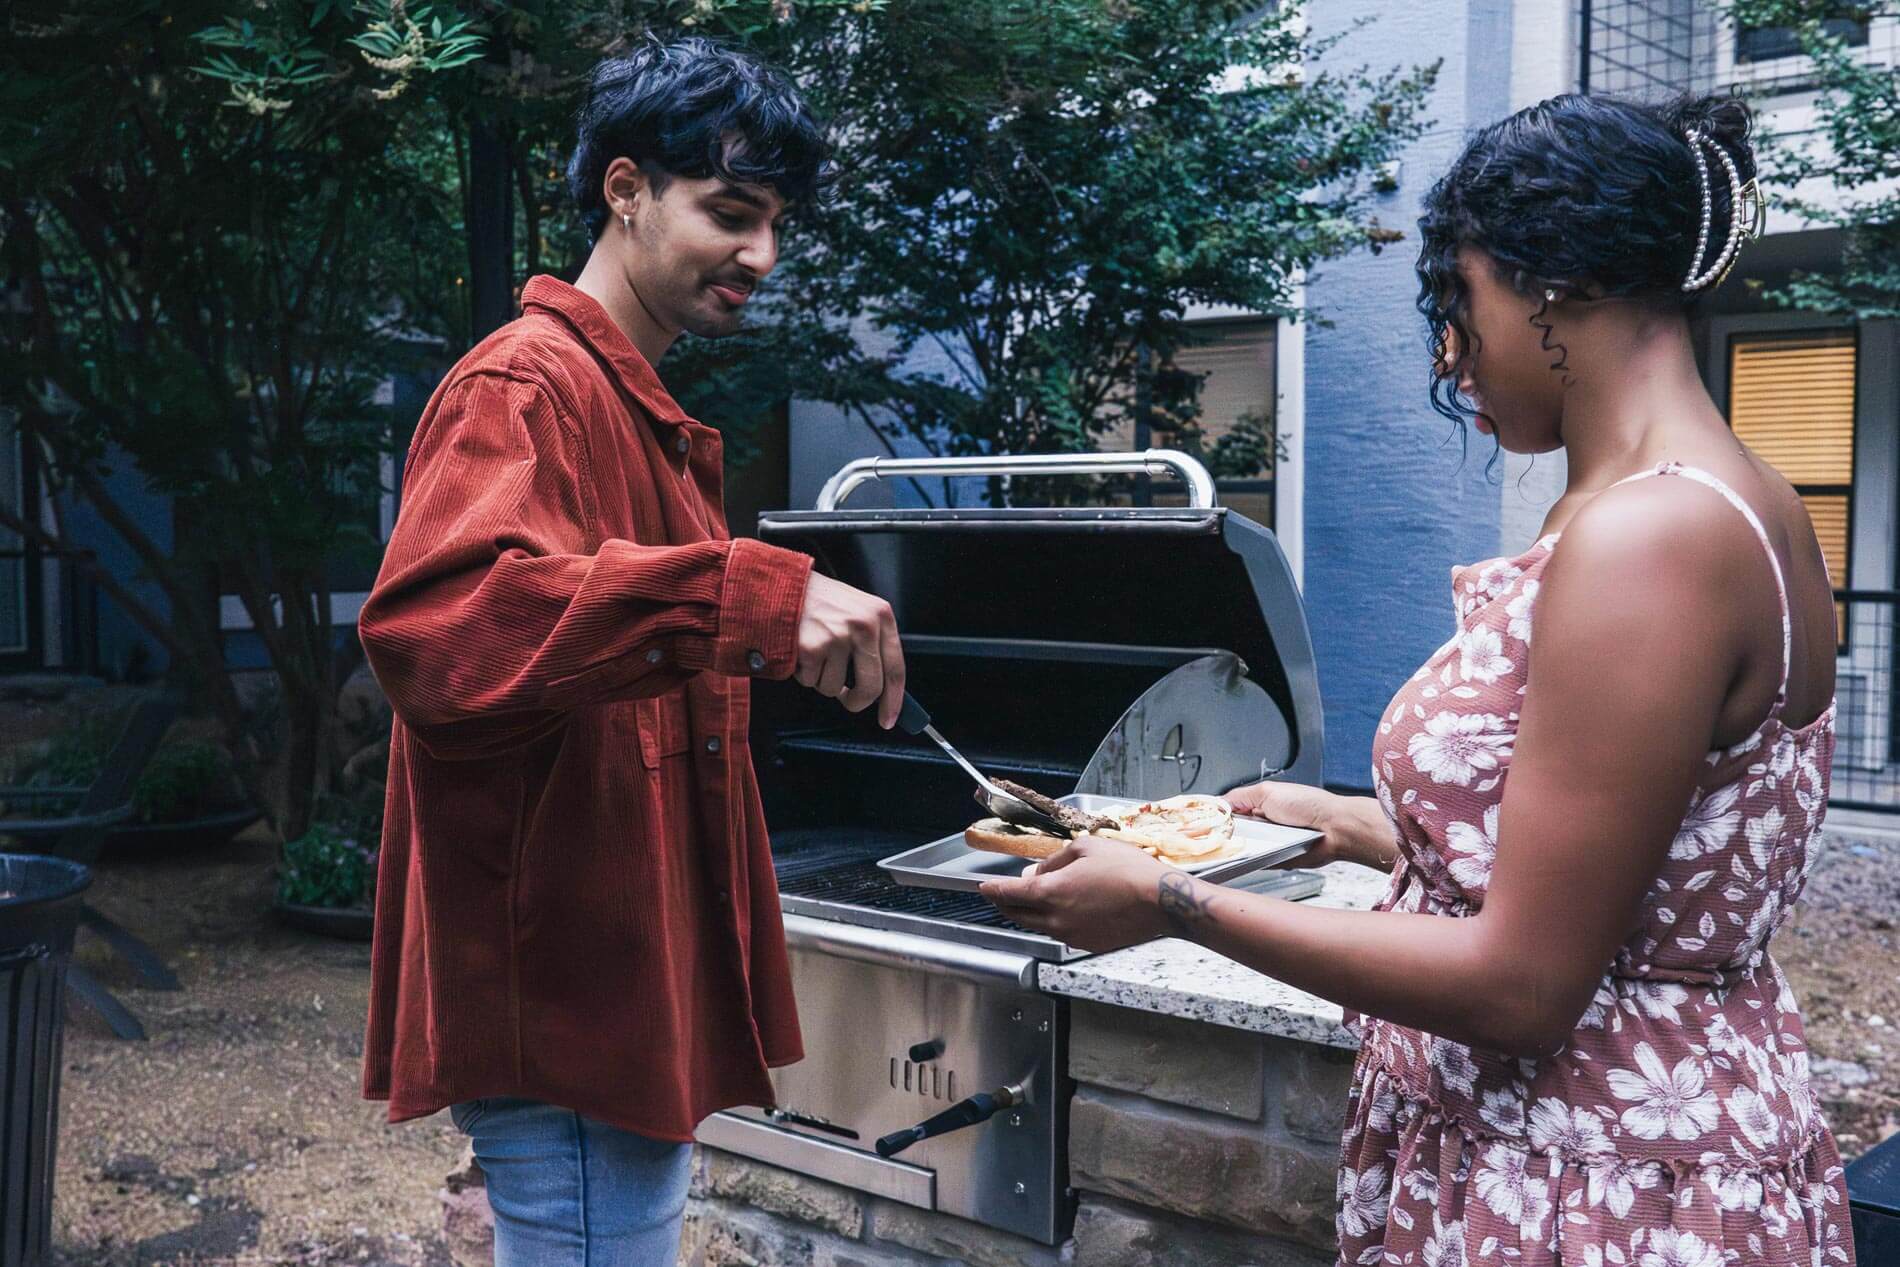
[{"xmin": 1609, "ymin": 461, "xmax": 1793, "ymax": 716}]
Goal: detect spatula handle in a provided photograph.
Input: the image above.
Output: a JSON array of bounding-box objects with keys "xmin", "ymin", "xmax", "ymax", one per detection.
[{"xmin": 841, "ymin": 661, "xmax": 929, "ymax": 735}]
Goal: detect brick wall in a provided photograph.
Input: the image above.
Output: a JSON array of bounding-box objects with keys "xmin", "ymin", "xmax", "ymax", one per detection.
[
  {"xmin": 1060, "ymin": 1001, "xmax": 1348, "ymax": 1267},
  {"xmin": 673, "ymin": 1000, "xmax": 1354, "ymax": 1266}
]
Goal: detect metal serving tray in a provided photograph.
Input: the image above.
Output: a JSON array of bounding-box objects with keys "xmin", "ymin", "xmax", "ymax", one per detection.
[{"xmin": 879, "ymin": 793, "xmax": 1321, "ymax": 893}]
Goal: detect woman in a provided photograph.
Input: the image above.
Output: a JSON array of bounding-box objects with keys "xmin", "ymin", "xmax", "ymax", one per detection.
[{"xmin": 982, "ymin": 93, "xmax": 1855, "ymax": 1267}]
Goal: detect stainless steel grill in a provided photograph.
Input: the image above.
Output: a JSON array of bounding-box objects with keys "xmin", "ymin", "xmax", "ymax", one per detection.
[{"xmin": 696, "ymin": 452, "xmax": 1325, "ymax": 1245}]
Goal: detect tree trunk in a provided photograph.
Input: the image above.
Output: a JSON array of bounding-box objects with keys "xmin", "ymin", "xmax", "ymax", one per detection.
[
  {"xmin": 276, "ymin": 673, "xmax": 334, "ymax": 844},
  {"xmin": 466, "ymin": 117, "xmax": 516, "ymax": 343}
]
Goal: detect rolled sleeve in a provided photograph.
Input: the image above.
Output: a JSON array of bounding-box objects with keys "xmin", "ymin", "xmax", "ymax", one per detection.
[{"xmin": 702, "ymin": 537, "xmax": 812, "ymax": 679}]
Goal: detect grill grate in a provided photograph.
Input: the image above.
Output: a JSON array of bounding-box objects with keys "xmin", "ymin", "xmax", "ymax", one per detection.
[{"xmin": 773, "ymin": 832, "xmax": 1026, "ymax": 929}]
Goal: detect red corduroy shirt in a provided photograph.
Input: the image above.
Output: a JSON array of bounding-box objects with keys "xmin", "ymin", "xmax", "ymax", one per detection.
[{"xmin": 358, "ymin": 275, "xmax": 814, "ymax": 1141}]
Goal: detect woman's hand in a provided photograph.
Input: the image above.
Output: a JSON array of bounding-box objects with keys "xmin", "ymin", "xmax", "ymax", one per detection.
[
  {"xmin": 979, "ymin": 836, "xmax": 1190, "ymax": 953},
  {"xmin": 1225, "ymin": 781, "xmax": 1396, "ymax": 871}
]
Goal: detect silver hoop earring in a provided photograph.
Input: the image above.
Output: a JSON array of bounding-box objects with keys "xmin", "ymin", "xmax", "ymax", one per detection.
[{"xmin": 621, "ymin": 212, "xmax": 632, "ymax": 231}]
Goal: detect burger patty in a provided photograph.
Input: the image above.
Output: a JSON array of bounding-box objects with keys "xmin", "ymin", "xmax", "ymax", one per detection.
[{"xmin": 990, "ymin": 779, "xmax": 1118, "ymax": 835}]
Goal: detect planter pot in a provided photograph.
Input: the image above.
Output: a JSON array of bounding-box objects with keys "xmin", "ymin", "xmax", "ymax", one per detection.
[
  {"xmin": 273, "ymin": 900, "xmax": 374, "ymax": 941},
  {"xmin": 102, "ymin": 806, "xmax": 262, "ymax": 858}
]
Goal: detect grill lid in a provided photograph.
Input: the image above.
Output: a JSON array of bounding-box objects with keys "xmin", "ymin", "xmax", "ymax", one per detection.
[
  {"xmin": 753, "ymin": 505, "xmax": 1322, "ymax": 791},
  {"xmin": 1076, "ymin": 652, "xmax": 1290, "ymax": 798}
]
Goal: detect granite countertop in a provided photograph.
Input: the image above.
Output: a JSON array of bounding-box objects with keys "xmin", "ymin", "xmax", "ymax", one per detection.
[{"xmin": 1036, "ymin": 862, "xmax": 1389, "ymax": 1048}]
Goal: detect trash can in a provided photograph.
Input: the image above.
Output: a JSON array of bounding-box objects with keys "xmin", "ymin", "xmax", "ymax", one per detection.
[
  {"xmin": 1850, "ymin": 1129, "xmax": 1900, "ymax": 1265},
  {"xmin": 0, "ymin": 855, "xmax": 90, "ymax": 1267}
]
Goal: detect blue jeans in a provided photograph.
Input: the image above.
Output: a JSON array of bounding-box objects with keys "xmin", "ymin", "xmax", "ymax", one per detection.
[{"xmin": 450, "ymin": 1097, "xmax": 694, "ymax": 1267}]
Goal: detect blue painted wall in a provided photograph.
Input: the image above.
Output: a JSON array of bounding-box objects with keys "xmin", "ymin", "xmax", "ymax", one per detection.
[
  {"xmin": 1302, "ymin": 0, "xmax": 1514, "ymax": 788},
  {"xmin": 55, "ymin": 446, "xmax": 174, "ymax": 680}
]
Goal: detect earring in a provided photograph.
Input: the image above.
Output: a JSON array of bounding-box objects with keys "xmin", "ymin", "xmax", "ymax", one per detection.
[
  {"xmin": 621, "ymin": 212, "xmax": 631, "ymax": 231},
  {"xmin": 1544, "ymin": 288, "xmax": 1557, "ymax": 303}
]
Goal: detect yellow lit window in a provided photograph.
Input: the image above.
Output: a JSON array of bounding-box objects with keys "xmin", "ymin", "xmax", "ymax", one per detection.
[{"xmin": 1728, "ymin": 330, "xmax": 1856, "ymax": 591}]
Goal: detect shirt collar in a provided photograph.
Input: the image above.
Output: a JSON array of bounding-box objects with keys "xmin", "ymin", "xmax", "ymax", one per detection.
[{"xmin": 520, "ymin": 274, "xmax": 694, "ymax": 426}]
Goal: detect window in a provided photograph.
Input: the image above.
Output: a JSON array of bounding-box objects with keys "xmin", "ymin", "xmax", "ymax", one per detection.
[
  {"xmin": 1727, "ymin": 329, "xmax": 1856, "ymax": 616},
  {"xmin": 1736, "ymin": 12, "xmax": 1870, "ymax": 63},
  {"xmin": 1109, "ymin": 319, "xmax": 1278, "ymax": 524},
  {"xmin": 1579, "ymin": 0, "xmax": 1711, "ymax": 99},
  {"xmin": 1169, "ymin": 320, "xmax": 1276, "ymax": 524}
]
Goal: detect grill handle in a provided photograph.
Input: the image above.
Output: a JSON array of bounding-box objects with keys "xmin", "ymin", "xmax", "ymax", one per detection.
[
  {"xmin": 781, "ymin": 913, "xmax": 1038, "ymax": 990},
  {"xmin": 875, "ymin": 1083, "xmax": 1024, "ymax": 1158},
  {"xmin": 816, "ymin": 449, "xmax": 1217, "ymax": 511}
]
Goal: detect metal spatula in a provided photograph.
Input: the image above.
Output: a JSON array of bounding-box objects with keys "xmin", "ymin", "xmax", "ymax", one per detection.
[{"xmin": 894, "ymin": 694, "xmax": 1072, "ymax": 837}]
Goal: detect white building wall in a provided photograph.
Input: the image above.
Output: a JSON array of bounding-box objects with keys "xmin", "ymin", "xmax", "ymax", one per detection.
[{"xmin": 1496, "ymin": 0, "xmax": 1580, "ymax": 556}]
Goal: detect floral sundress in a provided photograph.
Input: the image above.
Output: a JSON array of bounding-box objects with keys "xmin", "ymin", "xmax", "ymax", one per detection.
[{"xmin": 1339, "ymin": 463, "xmax": 1855, "ymax": 1267}]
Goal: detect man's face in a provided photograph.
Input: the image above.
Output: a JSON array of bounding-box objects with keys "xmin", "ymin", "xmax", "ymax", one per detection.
[{"xmin": 622, "ymin": 168, "xmax": 785, "ymax": 341}]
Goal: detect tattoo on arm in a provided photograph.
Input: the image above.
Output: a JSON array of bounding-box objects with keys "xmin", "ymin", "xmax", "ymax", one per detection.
[{"xmin": 1157, "ymin": 872, "xmax": 1217, "ymax": 939}]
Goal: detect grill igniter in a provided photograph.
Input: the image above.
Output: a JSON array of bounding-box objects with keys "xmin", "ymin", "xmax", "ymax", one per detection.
[{"xmin": 874, "ymin": 1080, "xmax": 1028, "ymax": 1159}]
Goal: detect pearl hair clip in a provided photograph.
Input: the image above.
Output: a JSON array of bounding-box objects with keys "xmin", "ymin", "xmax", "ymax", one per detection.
[{"xmin": 1682, "ymin": 128, "xmax": 1766, "ymax": 294}]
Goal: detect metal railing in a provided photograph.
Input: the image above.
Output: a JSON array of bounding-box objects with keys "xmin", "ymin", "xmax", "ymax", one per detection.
[
  {"xmin": 0, "ymin": 546, "xmax": 99, "ymax": 676},
  {"xmin": 1579, "ymin": 0, "xmax": 1898, "ymax": 100},
  {"xmin": 1827, "ymin": 590, "xmax": 1900, "ymax": 811},
  {"xmin": 1580, "ymin": 0, "xmax": 1718, "ymax": 98}
]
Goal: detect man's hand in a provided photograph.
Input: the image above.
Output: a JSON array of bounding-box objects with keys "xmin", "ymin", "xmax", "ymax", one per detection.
[{"xmin": 797, "ymin": 572, "xmax": 906, "ymax": 729}]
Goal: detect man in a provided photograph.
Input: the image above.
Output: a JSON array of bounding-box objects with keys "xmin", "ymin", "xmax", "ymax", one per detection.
[{"xmin": 358, "ymin": 39, "xmax": 903, "ymax": 1266}]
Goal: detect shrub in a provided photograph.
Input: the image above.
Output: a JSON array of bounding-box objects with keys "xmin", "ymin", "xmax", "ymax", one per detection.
[
  {"xmin": 277, "ymin": 819, "xmax": 378, "ymax": 911},
  {"xmin": 15, "ymin": 721, "xmax": 242, "ymax": 825},
  {"xmin": 132, "ymin": 742, "xmax": 240, "ymax": 824}
]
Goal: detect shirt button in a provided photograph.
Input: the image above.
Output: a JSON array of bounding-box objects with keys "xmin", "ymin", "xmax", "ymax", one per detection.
[
  {"xmin": 676, "ymin": 435, "xmax": 690, "ymax": 455},
  {"xmin": 705, "ymin": 736, "xmax": 722, "ymax": 754},
  {"xmin": 717, "ymin": 888, "xmax": 731, "ymax": 905},
  {"xmin": 645, "ymin": 648, "xmax": 664, "ymax": 664},
  {"xmin": 746, "ymin": 650, "xmax": 766, "ymax": 673}
]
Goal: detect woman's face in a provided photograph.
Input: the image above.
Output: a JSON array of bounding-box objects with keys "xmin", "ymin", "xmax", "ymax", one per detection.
[{"xmin": 1440, "ymin": 246, "xmax": 1567, "ymax": 454}]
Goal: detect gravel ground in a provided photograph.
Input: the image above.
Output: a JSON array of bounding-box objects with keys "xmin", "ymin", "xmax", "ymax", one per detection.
[
  {"xmin": 50, "ymin": 828, "xmax": 464, "ymax": 1267},
  {"xmin": 37, "ymin": 818, "xmax": 1900, "ymax": 1264},
  {"xmin": 1774, "ymin": 820, "xmax": 1900, "ymax": 1158}
]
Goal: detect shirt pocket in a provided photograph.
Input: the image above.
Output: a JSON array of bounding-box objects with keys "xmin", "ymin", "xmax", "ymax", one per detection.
[
  {"xmin": 633, "ymin": 694, "xmax": 695, "ymax": 770},
  {"xmin": 686, "ymin": 672, "xmax": 749, "ymax": 747}
]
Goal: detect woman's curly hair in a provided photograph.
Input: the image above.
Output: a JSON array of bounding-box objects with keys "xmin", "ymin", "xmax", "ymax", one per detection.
[{"xmin": 1416, "ymin": 92, "xmax": 1756, "ymax": 428}]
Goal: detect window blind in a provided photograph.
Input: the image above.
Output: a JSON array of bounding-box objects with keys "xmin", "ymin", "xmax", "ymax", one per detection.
[
  {"xmin": 1172, "ymin": 321, "xmax": 1277, "ymax": 465},
  {"xmin": 1729, "ymin": 330, "xmax": 1857, "ymax": 585}
]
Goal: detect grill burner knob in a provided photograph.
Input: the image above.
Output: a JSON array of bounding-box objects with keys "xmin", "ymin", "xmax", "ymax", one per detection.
[
  {"xmin": 907, "ymin": 1039, "xmax": 944, "ymax": 1063},
  {"xmin": 875, "ymin": 1083, "xmax": 1024, "ymax": 1159}
]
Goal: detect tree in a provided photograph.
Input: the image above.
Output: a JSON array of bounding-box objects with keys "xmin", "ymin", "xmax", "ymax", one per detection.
[
  {"xmin": 1722, "ymin": 0, "xmax": 1900, "ymax": 318},
  {"xmin": 1, "ymin": 0, "xmax": 1427, "ymax": 841},
  {"xmin": 430, "ymin": 1, "xmax": 1434, "ymax": 499},
  {"xmin": 0, "ymin": 0, "xmax": 870, "ymax": 841},
  {"xmin": 0, "ymin": 1, "xmax": 484, "ymax": 839},
  {"xmin": 728, "ymin": 0, "xmax": 1434, "ymax": 502}
]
